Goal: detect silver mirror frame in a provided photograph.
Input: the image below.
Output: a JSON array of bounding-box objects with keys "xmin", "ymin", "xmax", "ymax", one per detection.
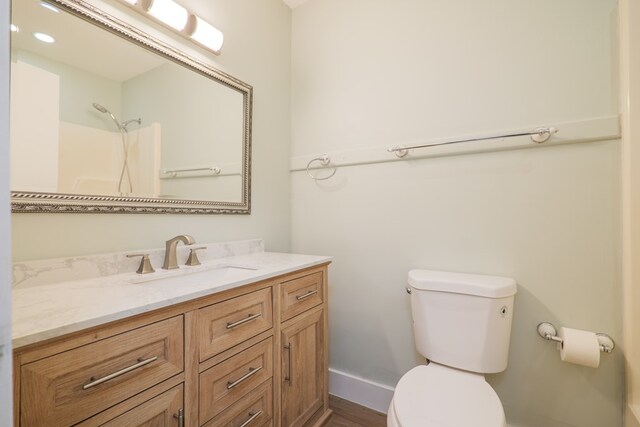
[{"xmin": 11, "ymin": 0, "xmax": 252, "ymax": 214}]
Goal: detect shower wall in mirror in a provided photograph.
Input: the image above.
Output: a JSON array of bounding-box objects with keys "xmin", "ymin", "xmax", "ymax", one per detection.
[{"xmin": 10, "ymin": 0, "xmax": 252, "ymax": 214}]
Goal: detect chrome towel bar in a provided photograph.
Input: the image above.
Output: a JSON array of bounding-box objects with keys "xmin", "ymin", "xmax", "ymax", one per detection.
[{"xmin": 388, "ymin": 127, "xmax": 558, "ymax": 158}]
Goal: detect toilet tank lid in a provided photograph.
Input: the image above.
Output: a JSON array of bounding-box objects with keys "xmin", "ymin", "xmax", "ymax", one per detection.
[{"xmin": 408, "ymin": 269, "xmax": 517, "ymax": 298}]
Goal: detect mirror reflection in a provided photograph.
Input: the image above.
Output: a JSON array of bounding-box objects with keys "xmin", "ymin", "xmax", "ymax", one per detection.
[{"xmin": 10, "ymin": 0, "xmax": 249, "ymax": 207}]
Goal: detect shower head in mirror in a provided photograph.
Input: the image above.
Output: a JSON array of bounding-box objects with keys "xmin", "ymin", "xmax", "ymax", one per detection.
[
  {"xmin": 92, "ymin": 102, "xmax": 108, "ymax": 113},
  {"xmin": 93, "ymin": 103, "xmax": 141, "ymax": 131},
  {"xmin": 92, "ymin": 102, "xmax": 122, "ymax": 131}
]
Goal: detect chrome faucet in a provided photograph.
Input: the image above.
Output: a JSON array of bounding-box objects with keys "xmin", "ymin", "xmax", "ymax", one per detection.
[{"xmin": 162, "ymin": 234, "xmax": 195, "ymax": 270}]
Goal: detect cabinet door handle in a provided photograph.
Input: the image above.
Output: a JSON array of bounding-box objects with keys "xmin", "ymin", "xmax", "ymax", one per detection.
[
  {"xmin": 227, "ymin": 366, "xmax": 262, "ymax": 390},
  {"xmin": 284, "ymin": 342, "xmax": 293, "ymax": 384},
  {"xmin": 239, "ymin": 410, "xmax": 263, "ymax": 427},
  {"xmin": 82, "ymin": 356, "xmax": 158, "ymax": 390},
  {"xmin": 173, "ymin": 408, "xmax": 184, "ymax": 427},
  {"xmin": 227, "ymin": 313, "xmax": 261, "ymax": 329},
  {"xmin": 296, "ymin": 290, "xmax": 318, "ymax": 301}
]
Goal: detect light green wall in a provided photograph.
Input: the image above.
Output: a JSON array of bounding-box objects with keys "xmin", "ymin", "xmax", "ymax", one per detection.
[
  {"xmin": 11, "ymin": 0, "xmax": 292, "ymax": 260},
  {"xmin": 122, "ymin": 63, "xmax": 244, "ymax": 201},
  {"xmin": 290, "ymin": 0, "xmax": 622, "ymax": 426}
]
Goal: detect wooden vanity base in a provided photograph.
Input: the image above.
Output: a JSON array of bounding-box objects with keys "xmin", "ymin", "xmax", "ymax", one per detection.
[{"xmin": 13, "ymin": 263, "xmax": 330, "ymax": 427}]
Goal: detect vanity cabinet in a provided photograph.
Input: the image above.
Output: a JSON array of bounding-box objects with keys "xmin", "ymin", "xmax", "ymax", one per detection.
[{"xmin": 13, "ymin": 263, "xmax": 331, "ymax": 427}]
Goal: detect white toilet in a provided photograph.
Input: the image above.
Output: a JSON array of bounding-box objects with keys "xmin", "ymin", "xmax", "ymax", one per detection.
[{"xmin": 388, "ymin": 269, "xmax": 517, "ymax": 427}]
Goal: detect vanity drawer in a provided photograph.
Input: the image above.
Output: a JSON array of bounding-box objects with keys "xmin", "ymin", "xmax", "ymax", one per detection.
[
  {"xmin": 280, "ymin": 271, "xmax": 324, "ymax": 322},
  {"xmin": 202, "ymin": 380, "xmax": 273, "ymax": 427},
  {"xmin": 198, "ymin": 288, "xmax": 273, "ymax": 361},
  {"xmin": 200, "ymin": 337, "xmax": 273, "ymax": 424},
  {"xmin": 20, "ymin": 316, "xmax": 184, "ymax": 427},
  {"xmin": 75, "ymin": 384, "xmax": 183, "ymax": 427}
]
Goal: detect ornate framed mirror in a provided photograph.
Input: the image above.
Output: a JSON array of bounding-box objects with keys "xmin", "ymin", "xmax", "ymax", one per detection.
[{"xmin": 10, "ymin": 0, "xmax": 252, "ymax": 214}]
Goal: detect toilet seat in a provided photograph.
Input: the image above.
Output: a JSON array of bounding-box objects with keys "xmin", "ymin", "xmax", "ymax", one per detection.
[{"xmin": 392, "ymin": 363, "xmax": 506, "ymax": 427}]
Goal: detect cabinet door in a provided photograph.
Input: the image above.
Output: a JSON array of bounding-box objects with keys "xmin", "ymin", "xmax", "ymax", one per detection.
[{"xmin": 281, "ymin": 308, "xmax": 325, "ymax": 427}]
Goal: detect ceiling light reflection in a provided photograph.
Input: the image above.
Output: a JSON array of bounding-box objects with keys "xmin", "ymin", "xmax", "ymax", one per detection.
[{"xmin": 33, "ymin": 32, "xmax": 55, "ymax": 43}]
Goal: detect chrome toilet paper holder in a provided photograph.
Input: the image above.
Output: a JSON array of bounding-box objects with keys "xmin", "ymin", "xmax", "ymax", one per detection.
[{"xmin": 537, "ymin": 322, "xmax": 615, "ymax": 353}]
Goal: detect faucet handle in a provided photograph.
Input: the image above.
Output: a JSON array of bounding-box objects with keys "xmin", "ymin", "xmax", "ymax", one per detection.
[
  {"xmin": 127, "ymin": 253, "xmax": 155, "ymax": 274},
  {"xmin": 186, "ymin": 247, "xmax": 206, "ymax": 266}
]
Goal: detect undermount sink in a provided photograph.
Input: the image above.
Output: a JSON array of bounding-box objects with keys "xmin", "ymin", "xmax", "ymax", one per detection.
[{"xmin": 128, "ymin": 264, "xmax": 260, "ymax": 286}]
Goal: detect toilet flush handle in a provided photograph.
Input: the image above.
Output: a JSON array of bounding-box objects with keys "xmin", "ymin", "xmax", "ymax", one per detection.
[{"xmin": 406, "ymin": 287, "xmax": 412, "ymax": 294}]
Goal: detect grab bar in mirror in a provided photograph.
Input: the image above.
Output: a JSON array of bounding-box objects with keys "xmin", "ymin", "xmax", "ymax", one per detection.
[{"xmin": 160, "ymin": 166, "xmax": 222, "ymax": 179}]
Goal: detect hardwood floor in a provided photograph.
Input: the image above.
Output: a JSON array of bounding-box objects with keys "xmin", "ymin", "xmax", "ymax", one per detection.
[{"xmin": 328, "ymin": 394, "xmax": 387, "ymax": 427}]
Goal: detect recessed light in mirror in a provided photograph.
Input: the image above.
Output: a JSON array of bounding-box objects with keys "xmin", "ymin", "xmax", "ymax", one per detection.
[
  {"xmin": 33, "ymin": 32, "xmax": 55, "ymax": 43},
  {"xmin": 40, "ymin": 2, "xmax": 60, "ymax": 13},
  {"xmin": 10, "ymin": 24, "xmax": 19, "ymax": 32}
]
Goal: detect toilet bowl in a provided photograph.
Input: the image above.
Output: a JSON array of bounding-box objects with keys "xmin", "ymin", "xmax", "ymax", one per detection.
[
  {"xmin": 387, "ymin": 364, "xmax": 506, "ymax": 427},
  {"xmin": 388, "ymin": 269, "xmax": 517, "ymax": 427}
]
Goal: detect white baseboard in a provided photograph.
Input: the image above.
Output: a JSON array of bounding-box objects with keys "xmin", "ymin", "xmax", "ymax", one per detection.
[{"xmin": 328, "ymin": 368, "xmax": 395, "ymax": 414}]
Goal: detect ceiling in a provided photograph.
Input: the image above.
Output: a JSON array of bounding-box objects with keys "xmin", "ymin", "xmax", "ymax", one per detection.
[
  {"xmin": 281, "ymin": 0, "xmax": 311, "ymax": 9},
  {"xmin": 11, "ymin": 0, "xmax": 165, "ymax": 82}
]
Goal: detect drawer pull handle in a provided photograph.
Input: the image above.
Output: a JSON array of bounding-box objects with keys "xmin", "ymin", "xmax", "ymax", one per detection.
[
  {"xmin": 82, "ymin": 356, "xmax": 158, "ymax": 390},
  {"xmin": 227, "ymin": 313, "xmax": 261, "ymax": 329},
  {"xmin": 296, "ymin": 290, "xmax": 318, "ymax": 301},
  {"xmin": 240, "ymin": 410, "xmax": 263, "ymax": 427},
  {"xmin": 284, "ymin": 342, "xmax": 293, "ymax": 384},
  {"xmin": 227, "ymin": 366, "xmax": 263, "ymax": 389},
  {"xmin": 173, "ymin": 408, "xmax": 184, "ymax": 427}
]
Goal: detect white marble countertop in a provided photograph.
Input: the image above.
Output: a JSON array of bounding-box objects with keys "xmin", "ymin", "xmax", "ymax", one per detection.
[{"xmin": 12, "ymin": 251, "xmax": 331, "ymax": 349}]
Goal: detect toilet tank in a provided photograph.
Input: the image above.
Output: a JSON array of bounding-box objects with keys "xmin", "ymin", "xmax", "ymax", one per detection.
[{"xmin": 408, "ymin": 269, "xmax": 517, "ymax": 374}]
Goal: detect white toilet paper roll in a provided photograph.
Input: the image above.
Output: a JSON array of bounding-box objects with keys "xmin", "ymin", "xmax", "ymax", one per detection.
[{"xmin": 558, "ymin": 327, "xmax": 600, "ymax": 368}]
